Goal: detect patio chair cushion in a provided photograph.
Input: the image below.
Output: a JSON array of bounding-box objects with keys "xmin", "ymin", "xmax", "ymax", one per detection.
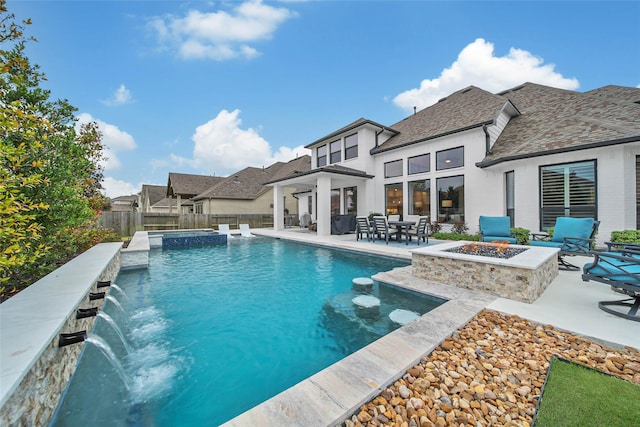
[
  {"xmin": 551, "ymin": 217, "xmax": 594, "ymax": 243},
  {"xmin": 584, "ymin": 252, "xmax": 640, "ymax": 283},
  {"xmin": 480, "ymin": 216, "xmax": 511, "ymax": 237},
  {"xmin": 483, "ymin": 235, "xmax": 517, "ymax": 244}
]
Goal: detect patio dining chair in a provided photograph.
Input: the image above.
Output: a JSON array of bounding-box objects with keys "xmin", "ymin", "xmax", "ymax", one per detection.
[
  {"xmin": 407, "ymin": 216, "xmax": 429, "ymax": 245},
  {"xmin": 355, "ymin": 216, "xmax": 372, "ymax": 242},
  {"xmin": 530, "ymin": 217, "xmax": 600, "ymax": 270},
  {"xmin": 372, "ymin": 216, "xmax": 396, "ymax": 244}
]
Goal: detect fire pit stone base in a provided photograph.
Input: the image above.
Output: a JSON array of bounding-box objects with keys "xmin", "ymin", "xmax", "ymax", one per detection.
[{"xmin": 411, "ymin": 241, "xmax": 559, "ymax": 303}]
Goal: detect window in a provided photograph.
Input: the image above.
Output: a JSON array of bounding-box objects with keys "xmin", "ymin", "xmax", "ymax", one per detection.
[
  {"xmin": 330, "ymin": 189, "xmax": 340, "ymax": 216},
  {"xmin": 330, "ymin": 140, "xmax": 341, "ymax": 164},
  {"xmin": 317, "ymin": 145, "xmax": 327, "ymax": 167},
  {"xmin": 345, "ymin": 133, "xmax": 358, "ymax": 160},
  {"xmin": 505, "ymin": 171, "xmax": 515, "ymax": 227},
  {"xmin": 408, "ymin": 154, "xmax": 430, "ymax": 175},
  {"xmin": 437, "ymin": 175, "xmax": 464, "ymax": 224},
  {"xmin": 385, "ymin": 183, "xmax": 403, "ymax": 217},
  {"xmin": 540, "ymin": 160, "xmax": 596, "ymax": 230},
  {"xmin": 308, "ymin": 194, "xmax": 313, "ymax": 215},
  {"xmin": 195, "ymin": 203, "xmax": 203, "ymax": 214},
  {"xmin": 344, "ymin": 187, "xmax": 357, "ymax": 215},
  {"xmin": 409, "ymin": 180, "xmax": 430, "ymax": 216},
  {"xmin": 384, "ymin": 159, "xmax": 403, "ymax": 178},
  {"xmin": 436, "ymin": 147, "xmax": 464, "ymax": 170}
]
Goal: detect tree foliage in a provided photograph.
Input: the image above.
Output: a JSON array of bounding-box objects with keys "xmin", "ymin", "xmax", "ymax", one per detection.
[{"xmin": 1, "ymin": 1, "xmax": 119, "ymax": 291}]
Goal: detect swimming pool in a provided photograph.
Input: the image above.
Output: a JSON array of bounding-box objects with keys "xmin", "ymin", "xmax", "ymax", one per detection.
[{"xmin": 51, "ymin": 237, "xmax": 444, "ymax": 426}]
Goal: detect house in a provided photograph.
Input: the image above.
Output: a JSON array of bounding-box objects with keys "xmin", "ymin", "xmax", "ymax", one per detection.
[
  {"xmin": 166, "ymin": 173, "xmax": 224, "ymax": 213},
  {"xmin": 265, "ymin": 83, "xmax": 640, "ymax": 245},
  {"xmin": 109, "ymin": 194, "xmax": 138, "ymax": 212},
  {"xmin": 139, "ymin": 184, "xmax": 169, "ymax": 213},
  {"xmin": 192, "ymin": 155, "xmax": 311, "ymax": 217}
]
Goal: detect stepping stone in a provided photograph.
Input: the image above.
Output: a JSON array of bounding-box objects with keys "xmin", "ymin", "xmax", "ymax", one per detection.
[
  {"xmin": 352, "ymin": 295, "xmax": 380, "ymax": 319},
  {"xmin": 352, "ymin": 277, "xmax": 374, "ymax": 291},
  {"xmin": 389, "ymin": 309, "xmax": 419, "ymax": 325}
]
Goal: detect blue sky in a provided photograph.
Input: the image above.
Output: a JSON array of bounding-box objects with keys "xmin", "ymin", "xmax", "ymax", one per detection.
[{"xmin": 8, "ymin": 1, "xmax": 640, "ymax": 197}]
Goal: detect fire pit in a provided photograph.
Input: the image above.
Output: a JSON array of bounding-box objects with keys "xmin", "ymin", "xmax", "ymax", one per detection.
[
  {"xmin": 445, "ymin": 241, "xmax": 527, "ymax": 259},
  {"xmin": 411, "ymin": 241, "xmax": 559, "ymax": 303}
]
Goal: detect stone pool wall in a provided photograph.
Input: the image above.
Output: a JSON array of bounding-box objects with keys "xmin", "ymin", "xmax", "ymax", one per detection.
[
  {"xmin": 412, "ymin": 244, "xmax": 559, "ymax": 303},
  {"xmin": 0, "ymin": 243, "xmax": 121, "ymax": 427}
]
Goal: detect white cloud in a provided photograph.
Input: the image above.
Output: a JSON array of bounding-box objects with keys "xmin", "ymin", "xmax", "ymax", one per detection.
[
  {"xmin": 76, "ymin": 113, "xmax": 137, "ymax": 171},
  {"xmin": 102, "ymin": 84, "xmax": 134, "ymax": 106},
  {"xmin": 170, "ymin": 108, "xmax": 310, "ymax": 176},
  {"xmin": 147, "ymin": 0, "xmax": 296, "ymax": 60},
  {"xmin": 102, "ymin": 176, "xmax": 140, "ymax": 198},
  {"xmin": 393, "ymin": 38, "xmax": 580, "ymax": 111}
]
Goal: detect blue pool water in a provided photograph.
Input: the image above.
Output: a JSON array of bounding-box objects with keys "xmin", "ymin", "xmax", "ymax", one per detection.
[{"xmin": 51, "ymin": 237, "xmax": 443, "ymax": 426}]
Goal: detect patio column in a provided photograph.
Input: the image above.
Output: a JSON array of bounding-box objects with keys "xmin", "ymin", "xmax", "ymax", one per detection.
[
  {"xmin": 273, "ymin": 184, "xmax": 284, "ymax": 231},
  {"xmin": 316, "ymin": 175, "xmax": 331, "ymax": 236}
]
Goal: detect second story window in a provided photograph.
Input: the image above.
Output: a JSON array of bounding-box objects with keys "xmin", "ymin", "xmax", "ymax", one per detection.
[
  {"xmin": 436, "ymin": 146, "xmax": 464, "ymax": 170},
  {"xmin": 317, "ymin": 145, "xmax": 327, "ymax": 167},
  {"xmin": 330, "ymin": 140, "xmax": 341, "ymax": 163},
  {"xmin": 384, "ymin": 159, "xmax": 403, "ymax": 178},
  {"xmin": 345, "ymin": 133, "xmax": 358, "ymax": 160},
  {"xmin": 408, "ymin": 153, "xmax": 430, "ymax": 174}
]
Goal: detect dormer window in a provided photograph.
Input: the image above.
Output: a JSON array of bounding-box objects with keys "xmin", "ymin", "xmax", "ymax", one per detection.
[
  {"xmin": 330, "ymin": 140, "xmax": 341, "ymax": 163},
  {"xmin": 317, "ymin": 145, "xmax": 327, "ymax": 167},
  {"xmin": 344, "ymin": 133, "xmax": 358, "ymax": 160}
]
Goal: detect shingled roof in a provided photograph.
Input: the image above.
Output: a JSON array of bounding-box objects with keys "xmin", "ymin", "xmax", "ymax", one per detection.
[
  {"xmin": 478, "ymin": 83, "xmax": 640, "ymax": 167},
  {"xmin": 371, "ymin": 86, "xmax": 514, "ymax": 153},
  {"xmin": 367, "ymin": 82, "xmax": 639, "ymax": 166},
  {"xmin": 193, "ymin": 155, "xmax": 311, "ymax": 201},
  {"xmin": 167, "ymin": 173, "xmax": 224, "ymax": 198},
  {"xmin": 141, "ymin": 184, "xmax": 168, "ymax": 205}
]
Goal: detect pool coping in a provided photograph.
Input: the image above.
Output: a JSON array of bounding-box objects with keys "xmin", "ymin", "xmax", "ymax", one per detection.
[{"xmin": 222, "ymin": 235, "xmax": 497, "ymax": 426}]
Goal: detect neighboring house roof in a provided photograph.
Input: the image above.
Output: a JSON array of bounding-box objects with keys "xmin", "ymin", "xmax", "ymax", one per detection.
[
  {"xmin": 193, "ymin": 155, "xmax": 312, "ymax": 201},
  {"xmin": 167, "ymin": 173, "xmax": 224, "ymax": 198},
  {"xmin": 478, "ymin": 83, "xmax": 640, "ymax": 167},
  {"xmin": 152, "ymin": 197, "xmax": 177, "ymax": 209},
  {"xmin": 371, "ymin": 86, "xmax": 516, "ymax": 153},
  {"xmin": 111, "ymin": 195, "xmax": 138, "ymax": 204},
  {"xmin": 141, "ymin": 184, "xmax": 167, "ymax": 206}
]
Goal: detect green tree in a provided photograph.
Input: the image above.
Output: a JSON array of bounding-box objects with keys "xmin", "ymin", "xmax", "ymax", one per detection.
[{"xmin": 1, "ymin": 1, "xmax": 118, "ymax": 291}]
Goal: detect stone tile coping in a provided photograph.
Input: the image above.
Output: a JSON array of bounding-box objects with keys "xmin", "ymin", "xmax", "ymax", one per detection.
[
  {"xmin": 411, "ymin": 240, "xmax": 559, "ymax": 269},
  {"xmin": 0, "ymin": 242, "xmax": 122, "ymax": 407},
  {"xmin": 222, "ymin": 266, "xmax": 497, "ymax": 426}
]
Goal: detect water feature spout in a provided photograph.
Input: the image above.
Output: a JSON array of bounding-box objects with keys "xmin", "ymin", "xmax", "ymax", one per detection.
[
  {"xmin": 76, "ymin": 307, "xmax": 98, "ymax": 319},
  {"xmin": 89, "ymin": 292, "xmax": 105, "ymax": 300},
  {"xmin": 97, "ymin": 280, "xmax": 111, "ymax": 288},
  {"xmin": 59, "ymin": 331, "xmax": 87, "ymax": 347}
]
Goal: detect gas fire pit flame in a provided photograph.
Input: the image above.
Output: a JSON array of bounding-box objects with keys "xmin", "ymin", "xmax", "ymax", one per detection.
[{"xmin": 448, "ymin": 241, "xmax": 526, "ymax": 259}]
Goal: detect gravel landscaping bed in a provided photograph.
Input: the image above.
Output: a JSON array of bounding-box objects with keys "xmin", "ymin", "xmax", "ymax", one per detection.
[{"xmin": 343, "ymin": 309, "xmax": 640, "ymax": 427}]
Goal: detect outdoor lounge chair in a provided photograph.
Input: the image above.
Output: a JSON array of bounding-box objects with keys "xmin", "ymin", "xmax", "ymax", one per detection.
[
  {"xmin": 239, "ymin": 223, "xmax": 254, "ymax": 237},
  {"xmin": 407, "ymin": 216, "xmax": 429, "ymax": 245},
  {"xmin": 530, "ymin": 217, "xmax": 600, "ymax": 270},
  {"xmin": 479, "ymin": 216, "xmax": 517, "ymax": 244},
  {"xmin": 372, "ymin": 216, "xmax": 396, "ymax": 244},
  {"xmin": 582, "ymin": 247, "xmax": 640, "ymax": 322},
  {"xmin": 355, "ymin": 216, "xmax": 372, "ymax": 242},
  {"xmin": 218, "ymin": 224, "xmax": 234, "ymax": 239}
]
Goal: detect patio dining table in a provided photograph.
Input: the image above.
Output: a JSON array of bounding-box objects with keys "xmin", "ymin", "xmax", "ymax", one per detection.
[{"xmin": 388, "ymin": 220, "xmax": 416, "ymax": 245}]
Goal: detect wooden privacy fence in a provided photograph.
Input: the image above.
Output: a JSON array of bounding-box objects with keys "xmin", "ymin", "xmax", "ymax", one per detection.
[{"xmin": 98, "ymin": 212, "xmax": 280, "ymax": 237}]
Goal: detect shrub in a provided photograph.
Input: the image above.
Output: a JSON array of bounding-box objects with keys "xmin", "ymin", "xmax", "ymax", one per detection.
[
  {"xmin": 429, "ymin": 221, "xmax": 441, "ymax": 234},
  {"xmin": 511, "ymin": 227, "xmax": 531, "ymax": 245},
  {"xmin": 451, "ymin": 221, "xmax": 468, "ymax": 234},
  {"xmin": 610, "ymin": 230, "xmax": 640, "ymax": 244},
  {"xmin": 431, "ymin": 232, "xmax": 480, "ymax": 241},
  {"xmin": 368, "ymin": 212, "xmax": 383, "ymax": 221}
]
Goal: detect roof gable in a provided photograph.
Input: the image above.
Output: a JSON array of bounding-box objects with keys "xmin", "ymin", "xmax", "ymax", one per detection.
[{"xmin": 167, "ymin": 173, "xmax": 224, "ymax": 197}]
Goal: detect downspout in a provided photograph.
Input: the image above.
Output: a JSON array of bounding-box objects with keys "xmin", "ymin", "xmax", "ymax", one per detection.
[{"xmin": 483, "ymin": 122, "xmax": 493, "ymax": 155}]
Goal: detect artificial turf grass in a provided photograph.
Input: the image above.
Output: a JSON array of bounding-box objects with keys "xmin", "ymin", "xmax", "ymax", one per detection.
[{"xmin": 533, "ymin": 357, "xmax": 640, "ymax": 427}]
